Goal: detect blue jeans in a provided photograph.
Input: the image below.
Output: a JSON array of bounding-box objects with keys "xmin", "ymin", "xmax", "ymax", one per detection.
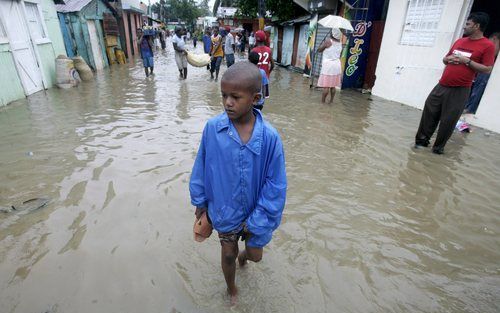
[
  {"xmin": 464, "ymin": 73, "xmax": 490, "ymax": 114},
  {"xmin": 226, "ymin": 54, "xmax": 235, "ymax": 67},
  {"xmin": 142, "ymin": 56, "xmax": 154, "ymax": 68},
  {"xmin": 210, "ymin": 56, "xmax": 223, "ymax": 73}
]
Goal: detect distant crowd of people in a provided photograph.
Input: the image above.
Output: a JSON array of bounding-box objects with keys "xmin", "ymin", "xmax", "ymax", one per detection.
[{"xmin": 137, "ymin": 24, "xmax": 275, "ymax": 112}]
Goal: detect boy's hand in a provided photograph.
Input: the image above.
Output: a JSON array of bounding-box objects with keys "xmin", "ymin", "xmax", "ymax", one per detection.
[{"xmin": 195, "ymin": 207, "xmax": 206, "ymax": 219}]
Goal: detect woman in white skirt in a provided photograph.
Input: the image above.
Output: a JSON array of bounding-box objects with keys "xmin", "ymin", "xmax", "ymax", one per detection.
[{"xmin": 317, "ymin": 28, "xmax": 343, "ymax": 103}]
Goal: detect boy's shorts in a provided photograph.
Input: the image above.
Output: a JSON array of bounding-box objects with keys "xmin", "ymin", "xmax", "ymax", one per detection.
[
  {"xmin": 218, "ymin": 228, "xmax": 272, "ymax": 248},
  {"xmin": 142, "ymin": 56, "xmax": 154, "ymax": 68},
  {"xmin": 206, "ymin": 210, "xmax": 271, "ymax": 248}
]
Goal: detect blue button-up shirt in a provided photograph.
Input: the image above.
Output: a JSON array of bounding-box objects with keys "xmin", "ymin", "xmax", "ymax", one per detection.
[
  {"xmin": 202, "ymin": 34, "xmax": 211, "ymax": 54},
  {"xmin": 190, "ymin": 110, "xmax": 287, "ymax": 247}
]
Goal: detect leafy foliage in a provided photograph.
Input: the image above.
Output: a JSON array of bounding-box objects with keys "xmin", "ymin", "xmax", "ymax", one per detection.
[
  {"xmin": 151, "ymin": 0, "xmax": 203, "ymax": 25},
  {"xmin": 235, "ymin": 0, "xmax": 296, "ymax": 21}
]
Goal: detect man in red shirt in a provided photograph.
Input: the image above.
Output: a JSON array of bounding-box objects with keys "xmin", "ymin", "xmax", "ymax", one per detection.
[
  {"xmin": 415, "ymin": 12, "xmax": 495, "ymax": 154},
  {"xmin": 251, "ymin": 30, "xmax": 274, "ymax": 79}
]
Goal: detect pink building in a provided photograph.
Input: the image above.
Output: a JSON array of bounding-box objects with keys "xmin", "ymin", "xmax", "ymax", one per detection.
[{"xmin": 110, "ymin": 0, "xmax": 145, "ymax": 61}]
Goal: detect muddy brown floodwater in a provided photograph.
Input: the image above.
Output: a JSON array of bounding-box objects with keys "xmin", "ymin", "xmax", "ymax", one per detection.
[{"xmin": 1, "ymin": 41, "xmax": 500, "ymax": 313}]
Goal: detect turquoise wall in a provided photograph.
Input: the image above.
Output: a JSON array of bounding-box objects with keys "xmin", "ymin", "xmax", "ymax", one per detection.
[
  {"xmin": 38, "ymin": 43, "xmax": 58, "ymax": 87},
  {"xmin": 0, "ymin": 45, "xmax": 25, "ymax": 106},
  {"xmin": 39, "ymin": 0, "xmax": 66, "ymax": 89},
  {"xmin": 41, "ymin": 0, "xmax": 66, "ymax": 56}
]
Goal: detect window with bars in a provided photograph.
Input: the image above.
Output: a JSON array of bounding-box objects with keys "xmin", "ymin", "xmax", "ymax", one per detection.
[
  {"xmin": 400, "ymin": 0, "xmax": 445, "ymax": 47},
  {"xmin": 24, "ymin": 2, "xmax": 47, "ymax": 40}
]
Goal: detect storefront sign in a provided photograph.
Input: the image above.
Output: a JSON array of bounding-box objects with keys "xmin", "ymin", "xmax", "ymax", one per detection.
[
  {"xmin": 346, "ymin": 21, "xmax": 372, "ymax": 77},
  {"xmin": 342, "ymin": 19, "xmax": 373, "ymax": 89}
]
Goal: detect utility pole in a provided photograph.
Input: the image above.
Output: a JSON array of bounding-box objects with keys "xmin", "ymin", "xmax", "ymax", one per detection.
[{"xmin": 258, "ymin": 0, "xmax": 265, "ymax": 30}]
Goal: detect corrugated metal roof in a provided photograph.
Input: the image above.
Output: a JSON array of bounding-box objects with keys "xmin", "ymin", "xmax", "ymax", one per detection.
[
  {"xmin": 56, "ymin": 0, "xmax": 93, "ymax": 13},
  {"xmin": 281, "ymin": 15, "xmax": 310, "ymax": 26}
]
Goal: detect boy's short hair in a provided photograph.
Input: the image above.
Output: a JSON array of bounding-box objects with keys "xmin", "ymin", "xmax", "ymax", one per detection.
[
  {"xmin": 221, "ymin": 61, "xmax": 261, "ymax": 94},
  {"xmin": 468, "ymin": 12, "xmax": 490, "ymax": 32},
  {"xmin": 248, "ymin": 51, "xmax": 260, "ymax": 65}
]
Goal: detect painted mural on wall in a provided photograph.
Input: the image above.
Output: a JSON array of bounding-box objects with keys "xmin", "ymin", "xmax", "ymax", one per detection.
[{"xmin": 303, "ymin": 14, "xmax": 318, "ymax": 76}]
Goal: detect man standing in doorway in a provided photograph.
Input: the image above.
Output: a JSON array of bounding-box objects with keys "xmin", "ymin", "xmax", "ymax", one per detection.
[
  {"xmin": 224, "ymin": 26, "xmax": 235, "ymax": 68},
  {"xmin": 414, "ymin": 12, "xmax": 495, "ymax": 154},
  {"xmin": 463, "ymin": 32, "xmax": 499, "ymax": 114}
]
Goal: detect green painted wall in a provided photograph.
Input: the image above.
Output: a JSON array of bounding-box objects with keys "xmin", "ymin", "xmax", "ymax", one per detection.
[
  {"xmin": 41, "ymin": 0, "xmax": 66, "ymax": 56},
  {"xmin": 38, "ymin": 43, "xmax": 57, "ymax": 87},
  {"xmin": 38, "ymin": 0, "xmax": 67, "ymax": 89},
  {"xmin": 0, "ymin": 45, "xmax": 25, "ymax": 107},
  {"xmin": 1, "ymin": 0, "xmax": 67, "ymax": 106}
]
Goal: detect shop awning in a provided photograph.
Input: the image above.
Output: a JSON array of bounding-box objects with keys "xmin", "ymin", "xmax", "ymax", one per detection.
[{"xmin": 281, "ymin": 15, "xmax": 310, "ymax": 26}]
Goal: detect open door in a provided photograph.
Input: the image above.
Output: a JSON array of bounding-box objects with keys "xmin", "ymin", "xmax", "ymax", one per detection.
[{"xmin": 87, "ymin": 20, "xmax": 104, "ymax": 71}]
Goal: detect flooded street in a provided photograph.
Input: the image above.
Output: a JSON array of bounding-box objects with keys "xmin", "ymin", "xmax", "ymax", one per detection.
[{"xmin": 1, "ymin": 41, "xmax": 500, "ymax": 313}]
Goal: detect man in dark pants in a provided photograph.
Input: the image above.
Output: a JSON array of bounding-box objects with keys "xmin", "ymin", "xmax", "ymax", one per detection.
[{"xmin": 415, "ymin": 12, "xmax": 495, "ymax": 154}]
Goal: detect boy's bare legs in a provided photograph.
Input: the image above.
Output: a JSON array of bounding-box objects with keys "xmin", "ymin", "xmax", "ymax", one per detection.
[
  {"xmin": 221, "ymin": 241, "xmax": 239, "ymax": 305},
  {"xmin": 321, "ymin": 87, "xmax": 328, "ymax": 103},
  {"xmin": 238, "ymin": 244, "xmax": 263, "ymax": 267},
  {"xmin": 329, "ymin": 87, "xmax": 336, "ymax": 103}
]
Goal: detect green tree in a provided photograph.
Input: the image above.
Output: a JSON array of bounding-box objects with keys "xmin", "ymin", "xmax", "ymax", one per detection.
[
  {"xmin": 199, "ymin": 0, "xmax": 211, "ymax": 16},
  {"xmin": 151, "ymin": 0, "xmax": 202, "ymax": 25},
  {"xmin": 235, "ymin": 0, "xmax": 295, "ymax": 21}
]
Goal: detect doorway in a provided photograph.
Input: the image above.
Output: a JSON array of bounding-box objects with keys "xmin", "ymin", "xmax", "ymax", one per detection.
[
  {"xmin": 87, "ymin": 20, "xmax": 104, "ymax": 70},
  {"xmin": 0, "ymin": 0, "xmax": 43, "ymax": 95},
  {"xmin": 464, "ymin": 0, "xmax": 500, "ymax": 114},
  {"xmin": 471, "ymin": 0, "xmax": 500, "ymax": 37}
]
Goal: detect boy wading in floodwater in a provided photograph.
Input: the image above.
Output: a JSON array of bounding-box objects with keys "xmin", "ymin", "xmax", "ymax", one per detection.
[{"xmin": 189, "ymin": 62, "xmax": 287, "ymax": 305}]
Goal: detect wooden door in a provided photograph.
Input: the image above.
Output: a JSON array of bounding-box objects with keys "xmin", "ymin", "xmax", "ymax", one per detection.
[
  {"xmin": 291, "ymin": 25, "xmax": 300, "ymax": 66},
  {"xmin": 277, "ymin": 27, "xmax": 283, "ymax": 63},
  {"xmin": 0, "ymin": 0, "xmax": 43, "ymax": 95},
  {"xmin": 87, "ymin": 20, "xmax": 104, "ymax": 70}
]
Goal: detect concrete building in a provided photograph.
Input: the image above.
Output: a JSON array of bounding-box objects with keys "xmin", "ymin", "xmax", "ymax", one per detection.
[
  {"xmin": 0, "ymin": 0, "xmax": 66, "ymax": 106},
  {"xmin": 372, "ymin": 0, "xmax": 500, "ymax": 133}
]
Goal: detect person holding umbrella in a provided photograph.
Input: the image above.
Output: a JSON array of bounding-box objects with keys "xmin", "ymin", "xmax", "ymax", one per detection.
[
  {"xmin": 315, "ymin": 15, "xmax": 353, "ymax": 103},
  {"xmin": 317, "ymin": 28, "xmax": 343, "ymax": 103}
]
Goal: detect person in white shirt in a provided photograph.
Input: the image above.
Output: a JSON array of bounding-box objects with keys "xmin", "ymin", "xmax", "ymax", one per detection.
[
  {"xmin": 224, "ymin": 26, "xmax": 235, "ymax": 67},
  {"xmin": 248, "ymin": 32, "xmax": 255, "ymax": 53},
  {"xmin": 172, "ymin": 26, "xmax": 188, "ymax": 79}
]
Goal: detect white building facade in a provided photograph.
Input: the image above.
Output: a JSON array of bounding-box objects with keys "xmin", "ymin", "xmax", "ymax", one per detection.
[{"xmin": 372, "ymin": 0, "xmax": 499, "ymax": 133}]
